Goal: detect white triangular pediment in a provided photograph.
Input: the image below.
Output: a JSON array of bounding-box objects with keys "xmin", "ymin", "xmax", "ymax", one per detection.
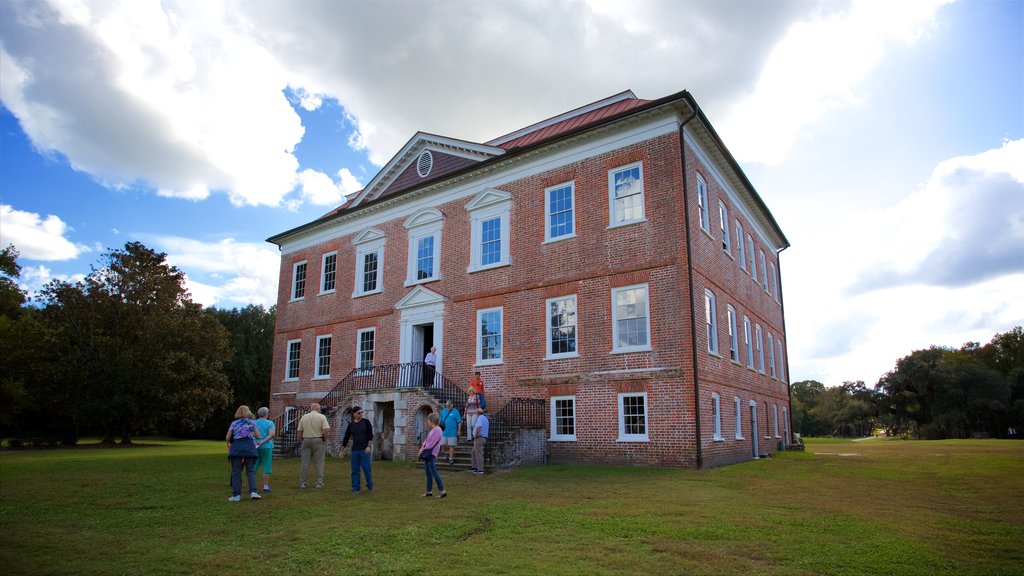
[
  {"xmin": 404, "ymin": 208, "xmax": 444, "ymax": 229},
  {"xmin": 465, "ymin": 188, "xmax": 512, "ymax": 212},
  {"xmin": 394, "ymin": 285, "xmax": 447, "ymax": 310},
  {"xmin": 352, "ymin": 227, "xmax": 386, "ymax": 245}
]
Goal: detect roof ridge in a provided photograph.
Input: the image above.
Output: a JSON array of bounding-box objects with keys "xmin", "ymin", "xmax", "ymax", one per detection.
[{"xmin": 484, "ymin": 90, "xmax": 638, "ymax": 147}]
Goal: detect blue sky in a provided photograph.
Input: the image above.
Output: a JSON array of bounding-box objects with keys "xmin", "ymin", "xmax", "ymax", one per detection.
[{"xmin": 1, "ymin": 0, "xmax": 1021, "ymax": 387}]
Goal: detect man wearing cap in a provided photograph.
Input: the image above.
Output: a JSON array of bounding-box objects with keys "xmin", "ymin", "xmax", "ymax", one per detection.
[
  {"xmin": 341, "ymin": 406, "xmax": 374, "ymax": 493},
  {"xmin": 297, "ymin": 402, "xmax": 330, "ymax": 489},
  {"xmin": 470, "ymin": 407, "xmax": 489, "ymax": 475},
  {"xmin": 439, "ymin": 400, "xmax": 462, "ymax": 465}
]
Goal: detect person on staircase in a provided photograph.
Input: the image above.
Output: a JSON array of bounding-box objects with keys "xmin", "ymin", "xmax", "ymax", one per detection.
[
  {"xmin": 464, "ymin": 389, "xmax": 481, "ymax": 443},
  {"xmin": 470, "ymin": 407, "xmax": 489, "ymax": 476},
  {"xmin": 439, "ymin": 400, "xmax": 462, "ymax": 465}
]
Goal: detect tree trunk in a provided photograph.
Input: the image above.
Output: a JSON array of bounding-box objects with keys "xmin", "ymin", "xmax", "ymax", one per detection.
[
  {"xmin": 100, "ymin": 430, "xmax": 116, "ymax": 445},
  {"xmin": 120, "ymin": 430, "xmax": 133, "ymax": 445}
]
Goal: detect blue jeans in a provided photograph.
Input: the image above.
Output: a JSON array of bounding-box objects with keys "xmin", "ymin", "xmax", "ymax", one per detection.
[
  {"xmin": 424, "ymin": 455, "xmax": 444, "ymax": 493},
  {"xmin": 350, "ymin": 449, "xmax": 373, "ymax": 492},
  {"xmin": 230, "ymin": 456, "xmax": 257, "ymax": 496}
]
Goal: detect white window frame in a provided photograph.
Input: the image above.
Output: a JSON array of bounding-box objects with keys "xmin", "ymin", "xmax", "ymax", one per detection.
[
  {"xmin": 767, "ymin": 332, "xmax": 776, "ymax": 379},
  {"xmin": 320, "ymin": 251, "xmax": 337, "ymax": 295},
  {"xmin": 778, "ymin": 339, "xmax": 787, "ymax": 383},
  {"xmin": 756, "ymin": 324, "xmax": 765, "ymax": 374},
  {"xmin": 744, "ymin": 316, "xmax": 754, "ymax": 369},
  {"xmin": 773, "ymin": 404, "xmax": 780, "ymax": 438},
  {"xmin": 747, "ymin": 235, "xmax": 757, "ymax": 283},
  {"xmin": 712, "ymin": 392, "xmax": 723, "ymax": 440},
  {"xmin": 719, "ymin": 202, "xmax": 731, "ymax": 254},
  {"xmin": 697, "ymin": 173, "xmax": 710, "ymax": 233},
  {"xmin": 760, "ymin": 250, "xmax": 769, "ymax": 292},
  {"xmin": 611, "ymin": 284, "xmax": 652, "ymax": 353},
  {"xmin": 544, "ymin": 181, "xmax": 576, "ymax": 243},
  {"xmin": 736, "ymin": 221, "xmax": 746, "ymax": 271},
  {"xmin": 727, "ymin": 305, "xmax": 739, "ymax": 363},
  {"xmin": 546, "ymin": 295, "xmax": 579, "ymax": 360},
  {"xmin": 550, "ymin": 395, "xmax": 577, "ymax": 441},
  {"xmin": 290, "ymin": 261, "xmax": 307, "ymax": 301},
  {"xmin": 476, "ymin": 307, "xmax": 504, "ymax": 366},
  {"xmin": 705, "ymin": 289, "xmax": 719, "ymax": 355},
  {"xmin": 608, "ymin": 162, "xmax": 646, "ymax": 227},
  {"xmin": 617, "ymin": 392, "xmax": 649, "ymax": 442},
  {"xmin": 734, "ymin": 396, "xmax": 744, "ymax": 440},
  {"xmin": 354, "ymin": 248, "xmax": 383, "ymax": 297},
  {"xmin": 356, "ymin": 328, "xmax": 375, "ymax": 374},
  {"xmin": 404, "ymin": 210, "xmax": 443, "ymax": 286},
  {"xmin": 466, "ymin": 190, "xmax": 512, "ymax": 273},
  {"xmin": 771, "ymin": 262, "xmax": 780, "ymax": 303},
  {"xmin": 314, "ymin": 334, "xmax": 332, "ymax": 380},
  {"xmin": 285, "ymin": 338, "xmax": 301, "ymax": 381}
]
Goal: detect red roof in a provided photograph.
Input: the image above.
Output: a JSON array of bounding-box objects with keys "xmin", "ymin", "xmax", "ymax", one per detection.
[{"xmin": 496, "ymin": 98, "xmax": 652, "ymax": 150}]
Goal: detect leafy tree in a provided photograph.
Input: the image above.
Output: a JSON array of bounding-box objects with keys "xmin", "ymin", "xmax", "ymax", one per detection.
[
  {"xmin": 791, "ymin": 380, "xmax": 827, "ymax": 436},
  {"xmin": 0, "ymin": 245, "xmax": 49, "ymax": 438},
  {"xmin": 38, "ymin": 242, "xmax": 232, "ymax": 443},
  {"xmin": 0, "ymin": 245, "xmax": 26, "ymax": 316}
]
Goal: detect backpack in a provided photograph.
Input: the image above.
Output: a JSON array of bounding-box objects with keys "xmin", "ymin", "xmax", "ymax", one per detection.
[
  {"xmin": 479, "ymin": 394, "xmax": 487, "ymax": 410},
  {"xmin": 439, "ymin": 409, "xmax": 447, "ymax": 431}
]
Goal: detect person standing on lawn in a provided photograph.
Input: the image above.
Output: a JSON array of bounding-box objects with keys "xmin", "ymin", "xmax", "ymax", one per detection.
[
  {"xmin": 226, "ymin": 405, "xmax": 262, "ymax": 501},
  {"xmin": 419, "ymin": 412, "xmax": 447, "ymax": 498},
  {"xmin": 297, "ymin": 402, "xmax": 330, "ymax": 489},
  {"xmin": 254, "ymin": 407, "xmax": 276, "ymax": 493},
  {"xmin": 341, "ymin": 406, "xmax": 374, "ymax": 493},
  {"xmin": 439, "ymin": 400, "xmax": 462, "ymax": 465},
  {"xmin": 470, "ymin": 407, "xmax": 489, "ymax": 476}
]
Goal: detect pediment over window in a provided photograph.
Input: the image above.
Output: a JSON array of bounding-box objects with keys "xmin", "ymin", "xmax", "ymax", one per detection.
[
  {"xmin": 404, "ymin": 208, "xmax": 445, "ymax": 229},
  {"xmin": 465, "ymin": 188, "xmax": 512, "ymax": 212},
  {"xmin": 394, "ymin": 285, "xmax": 448, "ymax": 310},
  {"xmin": 352, "ymin": 227, "xmax": 386, "ymax": 245}
]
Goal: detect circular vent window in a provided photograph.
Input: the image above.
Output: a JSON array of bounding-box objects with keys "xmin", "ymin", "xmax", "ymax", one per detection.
[{"xmin": 416, "ymin": 150, "xmax": 433, "ymax": 177}]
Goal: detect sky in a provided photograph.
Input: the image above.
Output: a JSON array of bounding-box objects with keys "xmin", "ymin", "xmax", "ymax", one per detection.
[{"xmin": 1, "ymin": 0, "xmax": 1022, "ymax": 388}]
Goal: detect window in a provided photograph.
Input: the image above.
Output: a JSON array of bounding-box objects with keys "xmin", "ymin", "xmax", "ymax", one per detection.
[
  {"xmin": 747, "ymin": 235, "xmax": 756, "ymax": 282},
  {"xmin": 404, "ymin": 209, "xmax": 442, "ymax": 285},
  {"xmin": 291, "ymin": 261, "xmax": 307, "ymax": 300},
  {"xmin": 466, "ymin": 189, "xmax": 511, "ymax": 272},
  {"xmin": 773, "ymin": 404, "xmax": 780, "ymax": 437},
  {"xmin": 353, "ymin": 228, "xmax": 386, "ymax": 297},
  {"xmin": 756, "ymin": 324, "xmax": 765, "ymax": 373},
  {"xmin": 712, "ymin": 392, "xmax": 722, "ymax": 440},
  {"xmin": 609, "ymin": 162, "xmax": 645, "ymax": 226},
  {"xmin": 734, "ymin": 397, "xmax": 743, "ymax": 439},
  {"xmin": 760, "ymin": 250, "xmax": 769, "ymax": 292},
  {"xmin": 778, "ymin": 339, "xmax": 787, "ymax": 382},
  {"xmin": 546, "ymin": 295, "xmax": 578, "ymax": 359},
  {"xmin": 545, "ymin": 182, "xmax": 575, "ymax": 242},
  {"xmin": 612, "ymin": 284, "xmax": 651, "ymax": 353},
  {"xmin": 727, "ymin": 306, "xmax": 739, "ymax": 362},
  {"xmin": 719, "ymin": 203, "xmax": 731, "ymax": 253},
  {"xmin": 356, "ymin": 328, "xmax": 375, "ymax": 373},
  {"xmin": 697, "ymin": 173, "xmax": 710, "ymax": 233},
  {"xmin": 744, "ymin": 316, "xmax": 754, "ymax": 369},
  {"xmin": 285, "ymin": 339, "xmax": 301, "ymax": 380},
  {"xmin": 284, "ymin": 406, "xmax": 296, "ymax": 432},
  {"xmin": 736, "ymin": 221, "xmax": 746, "ymax": 271},
  {"xmin": 320, "ymin": 252, "xmax": 337, "ymax": 294},
  {"xmin": 314, "ymin": 335, "xmax": 332, "ymax": 379},
  {"xmin": 617, "ymin": 392, "xmax": 648, "ymax": 441},
  {"xmin": 770, "ymin": 262, "xmax": 780, "ymax": 303},
  {"xmin": 550, "ymin": 396, "xmax": 576, "ymax": 441},
  {"xmin": 705, "ymin": 290, "xmax": 719, "ymax": 355},
  {"xmin": 767, "ymin": 332, "xmax": 776, "ymax": 378},
  {"xmin": 416, "ymin": 236, "xmax": 435, "ymax": 279},
  {"xmin": 476, "ymin": 307, "xmax": 503, "ymax": 365}
]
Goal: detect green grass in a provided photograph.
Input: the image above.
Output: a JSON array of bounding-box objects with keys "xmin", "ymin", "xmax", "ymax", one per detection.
[{"xmin": 2, "ymin": 438, "xmax": 1022, "ymax": 575}]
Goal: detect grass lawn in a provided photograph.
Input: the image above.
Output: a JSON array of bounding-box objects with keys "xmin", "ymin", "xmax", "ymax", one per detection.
[{"xmin": 2, "ymin": 438, "xmax": 1022, "ymax": 576}]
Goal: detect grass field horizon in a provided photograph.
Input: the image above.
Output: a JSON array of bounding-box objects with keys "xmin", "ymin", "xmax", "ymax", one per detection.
[{"xmin": 2, "ymin": 437, "xmax": 1022, "ymax": 575}]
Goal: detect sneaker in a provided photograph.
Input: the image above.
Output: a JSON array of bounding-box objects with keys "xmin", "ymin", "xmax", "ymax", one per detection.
[
  {"xmin": 227, "ymin": 495, "xmax": 241, "ymax": 502},
  {"xmin": 439, "ymin": 491, "xmax": 447, "ymax": 498},
  {"xmin": 250, "ymin": 491, "xmax": 262, "ymax": 500},
  {"xmin": 299, "ymin": 482, "xmax": 306, "ymax": 489},
  {"xmin": 352, "ymin": 490, "xmax": 361, "ymax": 494},
  {"xmin": 448, "ymin": 457, "xmax": 454, "ymax": 465},
  {"xmin": 467, "ymin": 468, "xmax": 479, "ymax": 473},
  {"xmin": 421, "ymin": 492, "xmax": 432, "ymax": 497},
  {"xmin": 315, "ymin": 482, "xmax": 324, "ymax": 489},
  {"xmin": 471, "ymin": 470, "xmax": 484, "ymax": 476},
  {"xmin": 262, "ymin": 486, "xmax": 271, "ymax": 493}
]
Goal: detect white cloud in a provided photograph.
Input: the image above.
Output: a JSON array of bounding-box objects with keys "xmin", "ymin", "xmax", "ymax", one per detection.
[
  {"xmin": 18, "ymin": 264, "xmax": 86, "ymax": 301},
  {"xmin": 718, "ymin": 0, "xmax": 952, "ymax": 165},
  {"xmin": 297, "ymin": 167, "xmax": 363, "ymax": 206},
  {"xmin": 0, "ymin": 204, "xmax": 86, "ymax": 260}
]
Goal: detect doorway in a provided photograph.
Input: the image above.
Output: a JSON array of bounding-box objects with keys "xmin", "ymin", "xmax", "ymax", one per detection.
[
  {"xmin": 414, "ymin": 323, "xmax": 435, "ymax": 386},
  {"xmin": 374, "ymin": 401, "xmax": 395, "ymax": 461}
]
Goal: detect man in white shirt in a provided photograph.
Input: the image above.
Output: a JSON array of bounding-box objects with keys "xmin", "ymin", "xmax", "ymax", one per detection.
[
  {"xmin": 297, "ymin": 403, "xmax": 330, "ymax": 489},
  {"xmin": 470, "ymin": 407, "xmax": 489, "ymax": 475},
  {"xmin": 424, "ymin": 346, "xmax": 438, "ymax": 387}
]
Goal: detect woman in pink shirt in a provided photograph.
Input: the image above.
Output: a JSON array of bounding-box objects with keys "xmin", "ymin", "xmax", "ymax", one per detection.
[{"xmin": 419, "ymin": 412, "xmax": 447, "ymax": 498}]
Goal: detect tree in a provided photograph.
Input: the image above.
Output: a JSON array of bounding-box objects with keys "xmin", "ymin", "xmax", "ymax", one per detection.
[
  {"xmin": 0, "ymin": 245, "xmax": 48, "ymax": 438},
  {"xmin": 39, "ymin": 242, "xmax": 232, "ymax": 443}
]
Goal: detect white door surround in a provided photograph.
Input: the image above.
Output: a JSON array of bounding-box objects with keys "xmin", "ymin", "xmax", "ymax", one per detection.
[{"xmin": 395, "ymin": 285, "xmax": 447, "ymax": 380}]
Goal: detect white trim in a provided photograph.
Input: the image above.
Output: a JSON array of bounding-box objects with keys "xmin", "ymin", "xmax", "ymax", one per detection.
[
  {"xmin": 611, "ymin": 284, "xmax": 652, "ymax": 353},
  {"xmin": 617, "ymin": 392, "xmax": 649, "ymax": 442},
  {"xmin": 778, "ymin": 339, "xmax": 787, "ymax": 383},
  {"xmin": 760, "ymin": 250, "xmax": 769, "ymax": 292},
  {"xmin": 719, "ymin": 202, "xmax": 731, "ymax": 254},
  {"xmin": 711, "ymin": 392, "xmax": 723, "ymax": 440},
  {"xmin": 747, "ymin": 234, "xmax": 757, "ymax": 283},
  {"xmin": 549, "ymin": 395, "xmax": 577, "ymax": 441},
  {"xmin": 285, "ymin": 338, "xmax": 301, "ymax": 381},
  {"xmin": 608, "ymin": 161, "xmax": 646, "ymax": 227},
  {"xmin": 734, "ymin": 396, "xmax": 744, "ymax": 440},
  {"xmin": 314, "ymin": 334, "xmax": 332, "ymax": 379},
  {"xmin": 767, "ymin": 332, "xmax": 776, "ymax": 379},
  {"xmin": 756, "ymin": 324, "xmax": 765, "ymax": 374},
  {"xmin": 404, "ymin": 207, "xmax": 445, "ymax": 230},
  {"xmin": 590, "ymin": 367, "xmax": 671, "ymax": 376},
  {"xmin": 467, "ymin": 189, "xmax": 512, "ymax": 273},
  {"xmin": 744, "ymin": 316, "xmax": 754, "ymax": 369},
  {"xmin": 705, "ymin": 289, "xmax": 719, "ymax": 355},
  {"xmin": 356, "ymin": 327, "xmax": 376, "ymax": 373},
  {"xmin": 735, "ymin": 220, "xmax": 747, "ymax": 271},
  {"xmin": 773, "ymin": 403, "xmax": 780, "ymax": 438},
  {"xmin": 352, "ymin": 227, "xmax": 386, "ymax": 245},
  {"xmin": 394, "ymin": 285, "xmax": 447, "ymax": 310},
  {"xmin": 545, "ymin": 294, "xmax": 579, "ymax": 360},
  {"xmin": 475, "ymin": 307, "xmax": 504, "ymax": 366},
  {"xmin": 353, "ymin": 244, "xmax": 384, "ymax": 298},
  {"xmin": 319, "ymin": 251, "xmax": 337, "ymax": 295},
  {"xmin": 290, "ymin": 261, "xmax": 307, "ymax": 302},
  {"xmin": 544, "ymin": 181, "xmax": 576, "ymax": 243},
  {"xmin": 696, "ymin": 173, "xmax": 710, "ymax": 233},
  {"xmin": 727, "ymin": 305, "xmax": 739, "ymax": 363}
]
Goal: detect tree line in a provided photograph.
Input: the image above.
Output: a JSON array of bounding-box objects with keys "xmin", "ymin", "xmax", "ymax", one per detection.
[
  {"xmin": 0, "ymin": 243, "xmax": 275, "ymax": 445},
  {"xmin": 792, "ymin": 327, "xmax": 1024, "ymax": 439}
]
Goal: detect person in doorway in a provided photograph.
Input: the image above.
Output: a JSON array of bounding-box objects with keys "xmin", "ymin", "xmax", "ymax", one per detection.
[
  {"xmin": 297, "ymin": 402, "xmax": 330, "ymax": 489},
  {"xmin": 424, "ymin": 346, "xmax": 438, "ymax": 387},
  {"xmin": 226, "ymin": 405, "xmax": 262, "ymax": 501},
  {"xmin": 439, "ymin": 400, "xmax": 462, "ymax": 465},
  {"xmin": 464, "ymin": 388, "xmax": 481, "ymax": 442},
  {"xmin": 254, "ymin": 407, "xmax": 276, "ymax": 492},
  {"xmin": 470, "ymin": 407, "xmax": 489, "ymax": 476},
  {"xmin": 419, "ymin": 412, "xmax": 447, "ymax": 498},
  {"xmin": 341, "ymin": 406, "xmax": 374, "ymax": 493}
]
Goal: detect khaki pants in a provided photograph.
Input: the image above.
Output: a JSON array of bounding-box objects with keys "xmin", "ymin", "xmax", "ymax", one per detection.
[
  {"xmin": 300, "ymin": 437, "xmax": 325, "ymax": 485},
  {"xmin": 472, "ymin": 436, "xmax": 487, "ymax": 471}
]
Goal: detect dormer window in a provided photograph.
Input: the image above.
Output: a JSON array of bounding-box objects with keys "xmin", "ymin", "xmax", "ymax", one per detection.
[{"xmin": 416, "ymin": 150, "xmax": 433, "ymax": 177}]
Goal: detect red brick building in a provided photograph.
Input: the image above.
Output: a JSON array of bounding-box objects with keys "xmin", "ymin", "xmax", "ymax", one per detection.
[{"xmin": 267, "ymin": 89, "xmax": 791, "ymax": 468}]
